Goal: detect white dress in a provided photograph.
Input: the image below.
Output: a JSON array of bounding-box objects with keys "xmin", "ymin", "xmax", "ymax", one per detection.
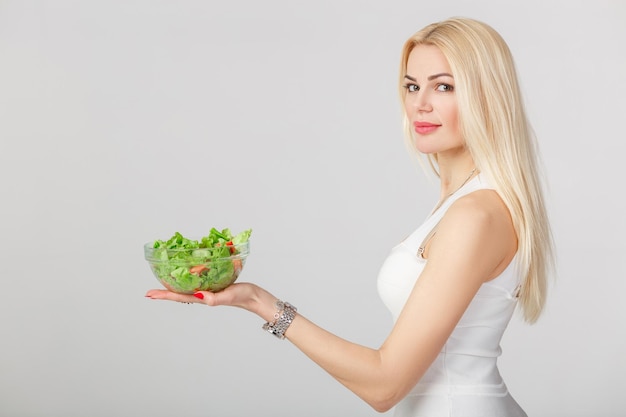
[{"xmin": 376, "ymin": 175, "xmax": 527, "ymax": 417}]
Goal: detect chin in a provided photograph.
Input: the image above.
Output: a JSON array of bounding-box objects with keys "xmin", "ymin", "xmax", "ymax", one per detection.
[{"xmin": 413, "ymin": 142, "xmax": 439, "ymax": 155}]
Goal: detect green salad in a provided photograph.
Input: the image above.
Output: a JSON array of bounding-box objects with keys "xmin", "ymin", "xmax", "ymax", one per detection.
[{"xmin": 147, "ymin": 228, "xmax": 251, "ymax": 293}]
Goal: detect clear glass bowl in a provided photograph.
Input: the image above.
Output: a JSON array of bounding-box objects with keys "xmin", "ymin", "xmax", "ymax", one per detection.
[{"xmin": 144, "ymin": 241, "xmax": 250, "ymax": 294}]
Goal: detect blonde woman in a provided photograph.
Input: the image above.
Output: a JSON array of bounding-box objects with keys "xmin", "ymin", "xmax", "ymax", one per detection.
[{"xmin": 146, "ymin": 17, "xmax": 554, "ymax": 417}]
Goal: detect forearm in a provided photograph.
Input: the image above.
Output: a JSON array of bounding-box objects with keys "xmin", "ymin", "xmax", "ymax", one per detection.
[
  {"xmin": 248, "ymin": 286, "xmax": 400, "ymax": 412},
  {"xmin": 287, "ymin": 315, "xmax": 398, "ymax": 411}
]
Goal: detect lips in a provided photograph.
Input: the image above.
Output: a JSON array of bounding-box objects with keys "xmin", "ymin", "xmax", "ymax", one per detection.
[{"xmin": 413, "ymin": 121, "xmax": 440, "ymax": 134}]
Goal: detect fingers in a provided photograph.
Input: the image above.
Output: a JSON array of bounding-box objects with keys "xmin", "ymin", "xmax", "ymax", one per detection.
[{"xmin": 145, "ymin": 289, "xmax": 199, "ymax": 304}]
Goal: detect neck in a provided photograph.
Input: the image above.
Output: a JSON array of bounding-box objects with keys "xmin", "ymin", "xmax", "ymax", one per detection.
[
  {"xmin": 430, "ymin": 166, "xmax": 477, "ymax": 214},
  {"xmin": 438, "ymin": 163, "xmax": 478, "ymax": 198}
]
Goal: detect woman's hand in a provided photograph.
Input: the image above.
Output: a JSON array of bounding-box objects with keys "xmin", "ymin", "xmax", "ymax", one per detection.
[{"xmin": 145, "ymin": 282, "xmax": 279, "ymax": 322}]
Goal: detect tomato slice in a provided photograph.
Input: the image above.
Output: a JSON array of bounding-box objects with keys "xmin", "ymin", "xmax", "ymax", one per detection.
[
  {"xmin": 226, "ymin": 240, "xmax": 235, "ymax": 254},
  {"xmin": 189, "ymin": 265, "xmax": 209, "ymax": 275}
]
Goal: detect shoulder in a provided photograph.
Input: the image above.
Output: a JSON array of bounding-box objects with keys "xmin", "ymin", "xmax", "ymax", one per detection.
[
  {"xmin": 444, "ymin": 188, "xmax": 510, "ymax": 229},
  {"xmin": 428, "ymin": 189, "xmax": 516, "ymax": 280}
]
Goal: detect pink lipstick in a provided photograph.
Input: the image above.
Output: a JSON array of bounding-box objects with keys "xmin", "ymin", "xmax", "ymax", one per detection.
[{"xmin": 413, "ymin": 121, "xmax": 440, "ymax": 134}]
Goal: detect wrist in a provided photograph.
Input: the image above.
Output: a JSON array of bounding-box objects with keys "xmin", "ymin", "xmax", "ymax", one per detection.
[
  {"xmin": 247, "ymin": 284, "xmax": 280, "ymax": 323},
  {"xmin": 262, "ymin": 300, "xmax": 297, "ymax": 340}
]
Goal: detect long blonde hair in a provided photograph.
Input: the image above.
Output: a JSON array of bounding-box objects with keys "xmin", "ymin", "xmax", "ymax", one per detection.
[{"xmin": 399, "ymin": 17, "xmax": 554, "ymax": 323}]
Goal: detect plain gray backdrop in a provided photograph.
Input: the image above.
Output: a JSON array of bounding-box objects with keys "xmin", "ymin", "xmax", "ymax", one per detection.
[{"xmin": 1, "ymin": 0, "xmax": 625, "ymax": 416}]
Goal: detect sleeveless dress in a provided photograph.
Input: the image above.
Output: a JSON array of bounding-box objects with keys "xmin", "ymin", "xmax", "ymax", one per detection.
[{"xmin": 376, "ymin": 175, "xmax": 527, "ymax": 417}]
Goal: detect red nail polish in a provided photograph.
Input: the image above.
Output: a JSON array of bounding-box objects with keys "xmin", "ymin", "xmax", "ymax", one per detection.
[{"xmin": 193, "ymin": 292, "xmax": 204, "ymax": 300}]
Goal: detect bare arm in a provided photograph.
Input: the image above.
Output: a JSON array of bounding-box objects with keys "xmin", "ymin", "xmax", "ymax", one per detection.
[{"xmin": 146, "ymin": 190, "xmax": 516, "ymax": 412}]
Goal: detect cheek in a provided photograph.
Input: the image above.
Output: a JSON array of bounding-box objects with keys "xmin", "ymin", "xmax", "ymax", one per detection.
[{"xmin": 443, "ymin": 103, "xmax": 460, "ymax": 135}]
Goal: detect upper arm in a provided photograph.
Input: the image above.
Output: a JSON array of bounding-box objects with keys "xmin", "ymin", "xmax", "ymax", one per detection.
[{"xmin": 378, "ymin": 190, "xmax": 516, "ymax": 401}]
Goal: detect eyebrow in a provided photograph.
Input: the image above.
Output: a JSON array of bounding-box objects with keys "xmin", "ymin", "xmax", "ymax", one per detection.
[{"xmin": 404, "ymin": 73, "xmax": 454, "ymax": 82}]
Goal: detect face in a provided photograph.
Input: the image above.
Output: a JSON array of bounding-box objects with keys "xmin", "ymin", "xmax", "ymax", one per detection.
[{"xmin": 403, "ymin": 45, "xmax": 462, "ymax": 156}]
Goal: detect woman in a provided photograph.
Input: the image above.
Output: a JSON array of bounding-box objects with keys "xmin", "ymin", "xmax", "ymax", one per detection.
[{"xmin": 146, "ymin": 17, "xmax": 554, "ymax": 416}]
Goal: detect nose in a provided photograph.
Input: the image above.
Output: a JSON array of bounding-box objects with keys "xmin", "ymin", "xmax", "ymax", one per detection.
[{"xmin": 406, "ymin": 91, "xmax": 433, "ymax": 113}]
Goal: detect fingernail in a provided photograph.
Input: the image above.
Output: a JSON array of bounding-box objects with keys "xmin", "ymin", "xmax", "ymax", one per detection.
[{"xmin": 193, "ymin": 292, "xmax": 204, "ymax": 300}]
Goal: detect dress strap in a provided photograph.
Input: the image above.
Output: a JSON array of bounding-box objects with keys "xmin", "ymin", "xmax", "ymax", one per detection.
[{"xmin": 417, "ymin": 218, "xmax": 442, "ymax": 259}]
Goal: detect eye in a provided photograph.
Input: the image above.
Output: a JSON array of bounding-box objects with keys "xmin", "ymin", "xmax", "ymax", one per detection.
[
  {"xmin": 436, "ymin": 83, "xmax": 454, "ymax": 92},
  {"xmin": 404, "ymin": 83, "xmax": 419, "ymax": 93}
]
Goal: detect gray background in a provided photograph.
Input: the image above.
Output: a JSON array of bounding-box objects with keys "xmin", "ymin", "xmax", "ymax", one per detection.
[{"xmin": 1, "ymin": 0, "xmax": 625, "ymax": 416}]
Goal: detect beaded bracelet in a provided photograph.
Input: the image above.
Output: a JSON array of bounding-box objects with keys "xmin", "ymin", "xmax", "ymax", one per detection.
[{"xmin": 262, "ymin": 300, "xmax": 297, "ymax": 339}]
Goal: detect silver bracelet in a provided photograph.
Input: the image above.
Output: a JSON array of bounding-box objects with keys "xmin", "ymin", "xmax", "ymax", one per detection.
[{"xmin": 262, "ymin": 300, "xmax": 297, "ymax": 340}]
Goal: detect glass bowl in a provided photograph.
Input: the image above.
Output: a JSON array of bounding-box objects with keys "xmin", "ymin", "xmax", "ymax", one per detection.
[{"xmin": 144, "ymin": 241, "xmax": 250, "ymax": 294}]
